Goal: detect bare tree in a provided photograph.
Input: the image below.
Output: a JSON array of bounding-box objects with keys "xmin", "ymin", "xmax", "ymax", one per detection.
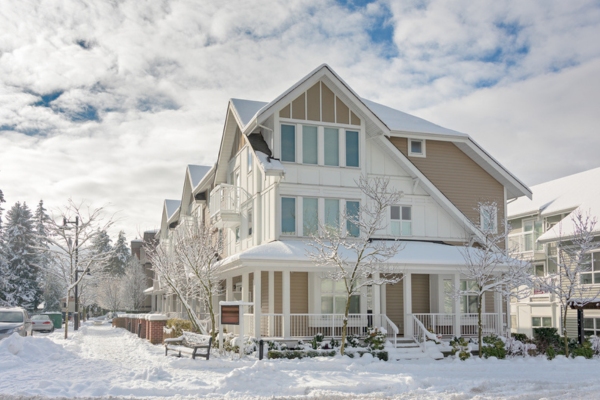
[
  {"xmin": 536, "ymin": 209, "xmax": 600, "ymax": 356},
  {"xmin": 460, "ymin": 201, "xmax": 532, "ymax": 357},
  {"xmin": 44, "ymin": 200, "xmax": 114, "ymax": 339},
  {"xmin": 121, "ymin": 257, "xmax": 148, "ymax": 311},
  {"xmin": 171, "ymin": 220, "xmax": 223, "ymax": 342},
  {"xmin": 95, "ymin": 277, "xmax": 122, "ymax": 313},
  {"xmin": 308, "ymin": 176, "xmax": 403, "ymax": 355}
]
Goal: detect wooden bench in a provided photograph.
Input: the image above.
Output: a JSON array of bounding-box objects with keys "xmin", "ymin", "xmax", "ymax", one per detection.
[{"xmin": 164, "ymin": 332, "xmax": 212, "ymax": 360}]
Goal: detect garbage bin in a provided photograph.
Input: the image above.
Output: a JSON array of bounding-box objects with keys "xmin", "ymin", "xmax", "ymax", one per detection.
[{"xmin": 42, "ymin": 312, "xmax": 63, "ymax": 329}]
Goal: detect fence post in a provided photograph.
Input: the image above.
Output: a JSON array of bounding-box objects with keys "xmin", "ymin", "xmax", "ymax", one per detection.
[{"xmin": 259, "ymin": 339, "xmax": 264, "ymax": 360}]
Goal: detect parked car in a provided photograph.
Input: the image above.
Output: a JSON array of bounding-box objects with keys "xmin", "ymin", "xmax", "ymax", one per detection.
[
  {"xmin": 0, "ymin": 307, "xmax": 33, "ymax": 340},
  {"xmin": 31, "ymin": 314, "xmax": 55, "ymax": 333}
]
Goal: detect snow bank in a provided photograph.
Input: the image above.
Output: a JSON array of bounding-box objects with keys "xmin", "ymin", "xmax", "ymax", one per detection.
[{"xmin": 0, "ymin": 333, "xmax": 74, "ymax": 373}]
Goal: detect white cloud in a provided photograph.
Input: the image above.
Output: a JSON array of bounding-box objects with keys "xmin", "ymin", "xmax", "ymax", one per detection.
[{"xmin": 0, "ymin": 0, "xmax": 599, "ymax": 241}]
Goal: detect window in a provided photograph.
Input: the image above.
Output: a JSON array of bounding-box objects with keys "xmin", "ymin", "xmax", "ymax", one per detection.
[
  {"xmin": 584, "ymin": 318, "xmax": 600, "ymax": 336},
  {"xmin": 524, "ymin": 219, "xmax": 543, "ymax": 251},
  {"xmin": 480, "ymin": 204, "xmax": 498, "ymax": 233},
  {"xmin": 281, "ymin": 124, "xmax": 296, "ymax": 162},
  {"xmin": 302, "ymin": 125, "xmax": 318, "ymax": 164},
  {"xmin": 247, "ymin": 208, "xmax": 253, "ymax": 237},
  {"xmin": 460, "ymin": 280, "xmax": 478, "ymax": 313},
  {"xmin": 324, "ymin": 199, "xmax": 340, "ymax": 230},
  {"xmin": 247, "ymin": 148, "xmax": 253, "ymax": 173},
  {"xmin": 321, "ymin": 279, "xmax": 360, "ymax": 314},
  {"xmin": 281, "ymin": 197, "xmax": 296, "ymax": 235},
  {"xmin": 390, "ymin": 205, "xmax": 412, "ymax": 236},
  {"xmin": 346, "ymin": 201, "xmax": 360, "ymax": 237},
  {"xmin": 345, "ymin": 130, "xmax": 359, "ymax": 167},
  {"xmin": 409, "ymin": 139, "xmax": 425, "ymax": 157},
  {"xmin": 235, "ymin": 227, "xmax": 240, "ymax": 243},
  {"xmin": 532, "ymin": 317, "xmax": 552, "ymax": 328},
  {"xmin": 580, "ymin": 252, "xmax": 600, "ymax": 284},
  {"xmin": 303, "ymin": 198, "xmax": 318, "ymax": 236},
  {"xmin": 324, "ymin": 128, "xmax": 339, "ymax": 166}
]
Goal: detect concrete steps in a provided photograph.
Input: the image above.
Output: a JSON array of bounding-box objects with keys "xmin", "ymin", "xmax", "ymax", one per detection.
[{"xmin": 391, "ymin": 338, "xmax": 444, "ymax": 361}]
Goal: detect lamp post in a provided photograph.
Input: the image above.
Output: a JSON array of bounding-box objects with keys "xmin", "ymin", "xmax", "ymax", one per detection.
[{"xmin": 64, "ymin": 217, "xmax": 81, "ymax": 330}]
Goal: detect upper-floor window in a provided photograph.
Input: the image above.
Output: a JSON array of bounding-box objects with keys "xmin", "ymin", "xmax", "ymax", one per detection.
[
  {"xmin": 580, "ymin": 252, "xmax": 600, "ymax": 285},
  {"xmin": 281, "ymin": 197, "xmax": 296, "ymax": 235},
  {"xmin": 303, "ymin": 198, "xmax": 318, "ymax": 236},
  {"xmin": 324, "ymin": 128, "xmax": 339, "ymax": 166},
  {"xmin": 324, "ymin": 199, "xmax": 340, "ymax": 230},
  {"xmin": 390, "ymin": 205, "xmax": 412, "ymax": 236},
  {"xmin": 480, "ymin": 204, "xmax": 497, "ymax": 233},
  {"xmin": 281, "ymin": 196, "xmax": 357, "ymax": 237},
  {"xmin": 302, "ymin": 126, "xmax": 318, "ymax": 164},
  {"xmin": 345, "ymin": 130, "xmax": 359, "ymax": 167},
  {"xmin": 281, "ymin": 124, "xmax": 296, "ymax": 162},
  {"xmin": 523, "ymin": 219, "xmax": 543, "ymax": 251},
  {"xmin": 409, "ymin": 139, "xmax": 425, "ymax": 157},
  {"xmin": 346, "ymin": 201, "xmax": 360, "ymax": 237},
  {"xmin": 247, "ymin": 148, "xmax": 253, "ymax": 173},
  {"xmin": 247, "ymin": 208, "xmax": 253, "ymax": 237}
]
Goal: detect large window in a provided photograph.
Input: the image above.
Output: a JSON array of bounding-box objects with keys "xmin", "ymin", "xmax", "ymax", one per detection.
[
  {"xmin": 584, "ymin": 318, "xmax": 600, "ymax": 336},
  {"xmin": 303, "ymin": 198, "xmax": 318, "ymax": 236},
  {"xmin": 281, "ymin": 124, "xmax": 296, "ymax": 162},
  {"xmin": 345, "ymin": 130, "xmax": 359, "ymax": 167},
  {"xmin": 324, "ymin": 199, "xmax": 340, "ymax": 230},
  {"xmin": 324, "ymin": 128, "xmax": 339, "ymax": 166},
  {"xmin": 524, "ymin": 219, "xmax": 543, "ymax": 251},
  {"xmin": 302, "ymin": 125, "xmax": 318, "ymax": 164},
  {"xmin": 580, "ymin": 252, "xmax": 600, "ymax": 285},
  {"xmin": 460, "ymin": 280, "xmax": 478, "ymax": 313},
  {"xmin": 390, "ymin": 205, "xmax": 412, "ymax": 236},
  {"xmin": 532, "ymin": 317, "xmax": 552, "ymax": 328},
  {"xmin": 346, "ymin": 201, "xmax": 360, "ymax": 237},
  {"xmin": 281, "ymin": 197, "xmax": 296, "ymax": 235},
  {"xmin": 321, "ymin": 279, "xmax": 360, "ymax": 314}
]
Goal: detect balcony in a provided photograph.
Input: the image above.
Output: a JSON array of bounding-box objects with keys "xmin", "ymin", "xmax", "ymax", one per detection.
[
  {"xmin": 209, "ymin": 184, "xmax": 249, "ymax": 228},
  {"xmin": 508, "ymin": 231, "xmax": 544, "ymax": 255}
]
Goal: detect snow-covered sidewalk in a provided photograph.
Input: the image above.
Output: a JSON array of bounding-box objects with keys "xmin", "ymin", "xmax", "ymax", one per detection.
[{"xmin": 1, "ymin": 324, "xmax": 600, "ymax": 399}]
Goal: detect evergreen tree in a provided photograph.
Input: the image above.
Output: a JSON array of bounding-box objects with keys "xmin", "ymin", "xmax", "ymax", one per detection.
[
  {"xmin": 109, "ymin": 231, "xmax": 130, "ymax": 276},
  {"xmin": 2, "ymin": 202, "xmax": 42, "ymax": 309},
  {"xmin": 34, "ymin": 200, "xmax": 61, "ymax": 310},
  {"xmin": 0, "ymin": 188, "xmax": 5, "ymax": 232},
  {"xmin": 90, "ymin": 229, "xmax": 113, "ymax": 274}
]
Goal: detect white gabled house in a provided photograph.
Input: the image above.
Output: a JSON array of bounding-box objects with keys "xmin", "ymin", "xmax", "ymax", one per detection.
[{"xmin": 149, "ymin": 64, "xmax": 531, "ymax": 345}]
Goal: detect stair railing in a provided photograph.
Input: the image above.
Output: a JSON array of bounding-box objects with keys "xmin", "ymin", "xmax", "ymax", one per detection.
[{"xmin": 411, "ymin": 314, "xmax": 440, "ymax": 352}]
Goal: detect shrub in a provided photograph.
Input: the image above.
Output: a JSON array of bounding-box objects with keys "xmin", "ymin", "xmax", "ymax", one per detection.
[
  {"xmin": 511, "ymin": 333, "xmax": 529, "ymax": 342},
  {"xmin": 533, "ymin": 328, "xmax": 560, "ymax": 355},
  {"xmin": 346, "ymin": 334, "xmax": 361, "ymax": 348},
  {"xmin": 268, "ymin": 350, "xmax": 336, "ymax": 359},
  {"xmin": 364, "ymin": 328, "xmax": 386, "ymax": 351},
  {"xmin": 166, "ymin": 318, "xmax": 195, "ymax": 337},
  {"xmin": 450, "ymin": 337, "xmax": 471, "ymax": 361},
  {"xmin": 571, "ymin": 340, "xmax": 594, "ymax": 359},
  {"xmin": 546, "ymin": 346, "xmax": 556, "ymax": 360},
  {"xmin": 481, "ymin": 335, "xmax": 506, "ymax": 359}
]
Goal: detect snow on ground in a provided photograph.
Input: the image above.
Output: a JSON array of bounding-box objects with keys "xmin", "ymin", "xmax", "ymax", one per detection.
[{"xmin": 1, "ymin": 323, "xmax": 600, "ymax": 399}]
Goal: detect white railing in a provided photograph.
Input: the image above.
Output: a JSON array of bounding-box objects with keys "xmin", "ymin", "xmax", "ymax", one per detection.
[
  {"xmin": 412, "ymin": 315, "xmax": 440, "ymax": 351},
  {"xmin": 382, "ymin": 315, "xmax": 399, "ymax": 347},
  {"xmin": 209, "ymin": 184, "xmax": 249, "ymax": 217},
  {"xmin": 411, "ymin": 313, "xmax": 504, "ymax": 338},
  {"xmin": 289, "ymin": 314, "xmax": 394, "ymax": 340}
]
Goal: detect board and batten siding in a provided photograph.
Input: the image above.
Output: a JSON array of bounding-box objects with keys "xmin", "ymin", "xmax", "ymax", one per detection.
[
  {"xmin": 388, "ymin": 137, "xmax": 505, "ymax": 229},
  {"xmin": 385, "ymin": 274, "xmax": 404, "ymax": 333},
  {"xmin": 411, "ymin": 274, "xmax": 430, "ymax": 314},
  {"xmin": 290, "ymin": 272, "xmax": 309, "ymax": 313}
]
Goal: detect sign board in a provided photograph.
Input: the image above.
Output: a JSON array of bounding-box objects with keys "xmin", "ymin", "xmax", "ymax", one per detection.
[{"xmin": 221, "ymin": 305, "xmax": 240, "ymax": 325}]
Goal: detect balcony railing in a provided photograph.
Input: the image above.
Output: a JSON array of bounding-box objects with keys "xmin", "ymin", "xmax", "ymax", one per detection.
[{"xmin": 209, "ymin": 184, "xmax": 249, "ymax": 227}]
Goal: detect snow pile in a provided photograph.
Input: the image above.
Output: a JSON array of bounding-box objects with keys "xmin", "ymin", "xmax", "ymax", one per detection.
[{"xmin": 0, "ymin": 332, "xmax": 74, "ymax": 372}]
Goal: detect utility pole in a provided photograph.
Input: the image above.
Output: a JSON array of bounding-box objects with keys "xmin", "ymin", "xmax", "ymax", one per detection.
[{"xmin": 64, "ymin": 216, "xmax": 81, "ymax": 330}]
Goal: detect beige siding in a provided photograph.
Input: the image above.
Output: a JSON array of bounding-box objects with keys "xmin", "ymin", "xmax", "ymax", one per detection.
[
  {"xmin": 388, "ymin": 137, "xmax": 505, "ymax": 228},
  {"xmin": 484, "ymin": 291, "xmax": 495, "ymax": 313},
  {"xmin": 292, "ymin": 93, "xmax": 306, "ymax": 120},
  {"xmin": 385, "ymin": 275, "xmax": 404, "ymax": 333},
  {"xmin": 411, "ymin": 274, "xmax": 430, "ymax": 313},
  {"xmin": 336, "ymin": 96, "xmax": 349, "ymax": 125},
  {"xmin": 279, "ymin": 104, "xmax": 290, "ymax": 119},
  {"xmin": 566, "ymin": 308, "xmax": 578, "ymax": 338},
  {"xmin": 350, "ymin": 111, "xmax": 360, "ymax": 126},
  {"xmin": 306, "ymin": 83, "xmax": 320, "ymax": 121},
  {"xmin": 321, "ymin": 83, "xmax": 335, "ymax": 123},
  {"xmin": 274, "ymin": 272, "xmax": 282, "ymax": 314},
  {"xmin": 290, "ymin": 272, "xmax": 308, "ymax": 313},
  {"xmin": 261, "ymin": 271, "xmax": 269, "ymax": 314}
]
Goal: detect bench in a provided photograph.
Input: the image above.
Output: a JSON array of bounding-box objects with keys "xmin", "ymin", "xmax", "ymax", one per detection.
[{"xmin": 164, "ymin": 332, "xmax": 212, "ymax": 360}]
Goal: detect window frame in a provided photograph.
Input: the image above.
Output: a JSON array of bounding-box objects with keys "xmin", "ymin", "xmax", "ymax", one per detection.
[
  {"xmin": 247, "ymin": 208, "xmax": 253, "ymax": 237},
  {"xmin": 390, "ymin": 205, "xmax": 412, "ymax": 236},
  {"xmin": 460, "ymin": 280, "xmax": 479, "ymax": 314},
  {"xmin": 580, "ymin": 251, "xmax": 600, "ymax": 285},
  {"xmin": 480, "ymin": 204, "xmax": 498, "ymax": 234},
  {"xmin": 583, "ymin": 317, "xmax": 600, "ymax": 336},
  {"xmin": 302, "ymin": 197, "xmax": 319, "ymax": 237},
  {"xmin": 408, "ymin": 139, "xmax": 426, "ymax": 157},
  {"xmin": 320, "ymin": 278, "xmax": 360, "ymax": 314},
  {"xmin": 247, "ymin": 147, "xmax": 253, "ymax": 173},
  {"xmin": 531, "ymin": 316, "xmax": 552, "ymax": 328},
  {"xmin": 280, "ymin": 124, "xmax": 296, "ymax": 163},
  {"xmin": 281, "ymin": 197, "xmax": 297, "ymax": 236}
]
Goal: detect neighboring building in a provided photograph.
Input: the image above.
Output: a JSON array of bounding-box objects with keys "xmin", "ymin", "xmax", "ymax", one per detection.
[
  {"xmin": 508, "ymin": 167, "xmax": 600, "ymax": 338},
  {"xmin": 130, "ymin": 230, "xmax": 158, "ymax": 313},
  {"xmin": 151, "ymin": 64, "xmax": 531, "ymax": 343}
]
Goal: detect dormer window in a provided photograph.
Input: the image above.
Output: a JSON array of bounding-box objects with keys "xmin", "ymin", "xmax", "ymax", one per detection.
[{"xmin": 409, "ymin": 139, "xmax": 425, "ymax": 157}]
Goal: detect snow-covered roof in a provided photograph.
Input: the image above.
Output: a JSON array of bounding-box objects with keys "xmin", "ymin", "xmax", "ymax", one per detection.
[
  {"xmin": 508, "ymin": 167, "xmax": 600, "ymax": 242},
  {"xmin": 255, "ymin": 151, "xmax": 284, "ymax": 175},
  {"xmin": 230, "ymin": 99, "xmax": 268, "ymax": 128},
  {"xmin": 187, "ymin": 165, "xmax": 211, "ymax": 189},
  {"xmin": 217, "ymin": 239, "xmax": 495, "ymax": 269},
  {"xmin": 164, "ymin": 199, "xmax": 181, "ymax": 220}
]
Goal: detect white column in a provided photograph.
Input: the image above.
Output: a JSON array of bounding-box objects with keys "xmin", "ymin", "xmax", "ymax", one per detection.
[
  {"xmin": 403, "ymin": 273, "xmax": 412, "ymax": 337},
  {"xmin": 226, "ymin": 277, "xmax": 233, "ymax": 302},
  {"xmin": 494, "ymin": 291, "xmax": 503, "ymax": 335},
  {"xmin": 454, "ymin": 273, "xmax": 461, "ymax": 338},
  {"xmin": 373, "ymin": 272, "xmax": 381, "ymax": 317},
  {"xmin": 283, "ymin": 271, "xmax": 291, "ymax": 339},
  {"xmin": 268, "ymin": 271, "xmax": 275, "ymax": 336},
  {"xmin": 242, "ymin": 272, "xmax": 249, "ymax": 303},
  {"xmin": 254, "ymin": 270, "xmax": 262, "ymax": 339}
]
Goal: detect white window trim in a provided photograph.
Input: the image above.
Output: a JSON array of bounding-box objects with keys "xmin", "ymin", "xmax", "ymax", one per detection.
[
  {"xmin": 580, "ymin": 250, "xmax": 600, "ymax": 285},
  {"xmin": 480, "ymin": 204, "xmax": 498, "ymax": 234},
  {"xmin": 408, "ymin": 138, "xmax": 426, "ymax": 157},
  {"xmin": 390, "ymin": 205, "xmax": 412, "ymax": 236},
  {"xmin": 531, "ymin": 316, "xmax": 552, "ymax": 328}
]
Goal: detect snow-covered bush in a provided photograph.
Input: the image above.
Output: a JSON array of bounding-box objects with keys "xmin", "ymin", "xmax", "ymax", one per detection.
[
  {"xmin": 165, "ymin": 318, "xmax": 195, "ymax": 337},
  {"xmin": 589, "ymin": 335, "xmax": 600, "ymax": 355},
  {"xmin": 481, "ymin": 335, "xmax": 506, "ymax": 359},
  {"xmin": 450, "ymin": 337, "xmax": 471, "ymax": 360},
  {"xmin": 363, "ymin": 328, "xmax": 386, "ymax": 351},
  {"xmin": 345, "ymin": 334, "xmax": 361, "ymax": 348}
]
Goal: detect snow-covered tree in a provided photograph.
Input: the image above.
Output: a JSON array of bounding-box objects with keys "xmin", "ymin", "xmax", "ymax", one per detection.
[
  {"xmin": 0, "ymin": 188, "xmax": 5, "ymax": 232},
  {"xmin": 108, "ymin": 231, "xmax": 130, "ymax": 276},
  {"xmin": 171, "ymin": 220, "xmax": 223, "ymax": 341},
  {"xmin": 44, "ymin": 200, "xmax": 114, "ymax": 339},
  {"xmin": 308, "ymin": 176, "xmax": 404, "ymax": 355},
  {"xmin": 90, "ymin": 229, "xmax": 113, "ymax": 273},
  {"xmin": 1, "ymin": 202, "xmax": 42, "ymax": 309},
  {"xmin": 95, "ymin": 277, "xmax": 122, "ymax": 313},
  {"xmin": 121, "ymin": 257, "xmax": 148, "ymax": 311},
  {"xmin": 460, "ymin": 201, "xmax": 532, "ymax": 357},
  {"xmin": 536, "ymin": 209, "xmax": 600, "ymax": 356},
  {"xmin": 40, "ymin": 266, "xmax": 65, "ymax": 312}
]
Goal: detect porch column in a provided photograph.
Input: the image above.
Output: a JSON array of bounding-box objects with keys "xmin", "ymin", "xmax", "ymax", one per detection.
[
  {"xmin": 373, "ymin": 272, "xmax": 381, "ymax": 322},
  {"xmin": 282, "ymin": 271, "xmax": 291, "ymax": 339},
  {"xmin": 403, "ymin": 273, "xmax": 412, "ymax": 337},
  {"xmin": 494, "ymin": 291, "xmax": 503, "ymax": 335},
  {"xmin": 253, "ymin": 270, "xmax": 262, "ymax": 339},
  {"xmin": 454, "ymin": 273, "xmax": 461, "ymax": 338},
  {"xmin": 226, "ymin": 277, "xmax": 233, "ymax": 302},
  {"xmin": 242, "ymin": 272, "xmax": 249, "ymax": 302},
  {"xmin": 268, "ymin": 271, "xmax": 275, "ymax": 336}
]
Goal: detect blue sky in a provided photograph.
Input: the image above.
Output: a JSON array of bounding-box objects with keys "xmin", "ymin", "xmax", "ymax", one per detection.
[{"xmin": 1, "ymin": 0, "xmax": 599, "ymax": 239}]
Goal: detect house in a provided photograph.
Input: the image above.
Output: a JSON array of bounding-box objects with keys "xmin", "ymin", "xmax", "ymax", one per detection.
[
  {"xmin": 508, "ymin": 167, "xmax": 600, "ymax": 338},
  {"xmin": 150, "ymin": 64, "xmax": 531, "ymax": 343},
  {"xmin": 130, "ymin": 230, "xmax": 158, "ymax": 313}
]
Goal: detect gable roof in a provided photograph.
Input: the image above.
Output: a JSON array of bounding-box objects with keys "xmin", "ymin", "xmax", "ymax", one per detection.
[
  {"xmin": 508, "ymin": 166, "xmax": 600, "ymax": 242},
  {"xmin": 164, "ymin": 199, "xmax": 180, "ymax": 220},
  {"xmin": 187, "ymin": 165, "xmax": 212, "ymax": 188}
]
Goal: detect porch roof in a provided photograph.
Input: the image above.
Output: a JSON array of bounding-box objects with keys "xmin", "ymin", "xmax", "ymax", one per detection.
[{"xmin": 217, "ymin": 239, "xmax": 488, "ymax": 269}]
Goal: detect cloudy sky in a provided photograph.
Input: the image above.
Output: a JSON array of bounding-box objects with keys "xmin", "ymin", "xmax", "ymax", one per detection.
[{"xmin": 1, "ymin": 0, "xmax": 599, "ymax": 241}]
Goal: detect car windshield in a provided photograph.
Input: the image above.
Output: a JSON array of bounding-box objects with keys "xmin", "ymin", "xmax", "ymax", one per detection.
[
  {"xmin": 32, "ymin": 315, "xmax": 50, "ymax": 321},
  {"xmin": 0, "ymin": 311, "xmax": 24, "ymax": 323}
]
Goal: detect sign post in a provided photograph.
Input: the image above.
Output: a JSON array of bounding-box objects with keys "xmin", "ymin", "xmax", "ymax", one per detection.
[{"xmin": 219, "ymin": 301, "xmax": 253, "ymax": 358}]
